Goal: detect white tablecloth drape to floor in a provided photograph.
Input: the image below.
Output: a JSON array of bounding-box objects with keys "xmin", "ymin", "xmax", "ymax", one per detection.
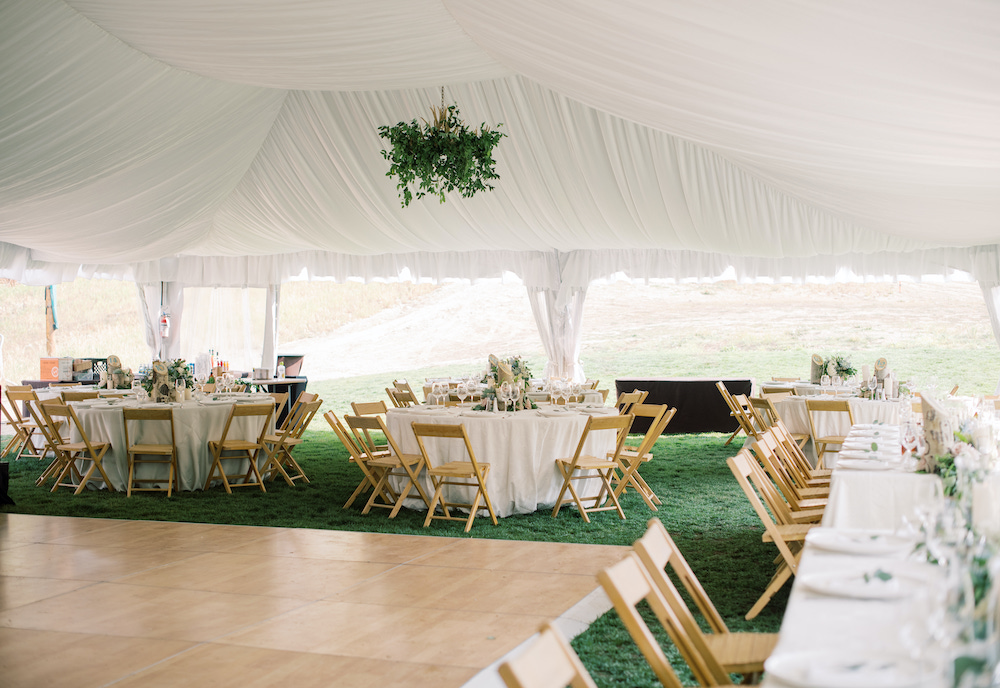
[
  {"xmin": 385, "ymin": 405, "xmax": 618, "ymax": 517},
  {"xmin": 762, "ymin": 424, "xmax": 948, "ymax": 687},
  {"xmin": 70, "ymin": 399, "xmax": 274, "ymax": 491}
]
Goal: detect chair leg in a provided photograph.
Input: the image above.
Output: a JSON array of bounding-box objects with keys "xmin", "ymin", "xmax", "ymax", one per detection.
[
  {"xmin": 551, "ymin": 463, "xmax": 572, "ymax": 518},
  {"xmin": 746, "ymin": 561, "xmax": 793, "ymax": 620},
  {"xmin": 423, "ymin": 480, "xmax": 445, "ymax": 528}
]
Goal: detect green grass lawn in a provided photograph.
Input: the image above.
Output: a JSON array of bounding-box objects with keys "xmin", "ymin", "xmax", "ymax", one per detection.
[{"xmin": 2, "ymin": 429, "xmax": 783, "ymax": 686}]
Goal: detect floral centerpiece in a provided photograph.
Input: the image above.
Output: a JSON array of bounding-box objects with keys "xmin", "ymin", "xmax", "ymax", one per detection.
[
  {"xmin": 140, "ymin": 358, "xmax": 194, "ymax": 401},
  {"xmin": 824, "ymin": 354, "xmax": 857, "ymax": 379},
  {"xmin": 474, "ymin": 355, "xmax": 537, "ymax": 411}
]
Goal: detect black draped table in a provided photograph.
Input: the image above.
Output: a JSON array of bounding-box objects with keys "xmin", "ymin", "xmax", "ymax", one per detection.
[{"xmin": 614, "ymin": 377, "xmax": 751, "ymax": 434}]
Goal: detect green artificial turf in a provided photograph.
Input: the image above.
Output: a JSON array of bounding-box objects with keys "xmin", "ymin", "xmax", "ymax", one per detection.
[{"xmin": 1, "ymin": 430, "xmax": 786, "ymax": 686}]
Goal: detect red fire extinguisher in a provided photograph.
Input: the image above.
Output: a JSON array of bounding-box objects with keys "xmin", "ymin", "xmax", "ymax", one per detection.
[{"xmin": 159, "ymin": 309, "xmax": 171, "ymax": 339}]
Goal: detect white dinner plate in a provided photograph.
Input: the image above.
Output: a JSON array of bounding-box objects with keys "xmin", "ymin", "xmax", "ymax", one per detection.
[
  {"xmin": 199, "ymin": 398, "xmax": 236, "ymax": 405},
  {"xmin": 765, "ymin": 651, "xmax": 922, "ymax": 688},
  {"xmin": 805, "ymin": 529, "xmax": 916, "ymax": 556},
  {"xmin": 798, "ymin": 570, "xmax": 920, "ymax": 600}
]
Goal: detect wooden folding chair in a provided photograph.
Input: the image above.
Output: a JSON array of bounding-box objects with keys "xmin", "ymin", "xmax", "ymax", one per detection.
[
  {"xmin": 412, "ymin": 422, "xmax": 497, "ymax": 532},
  {"xmin": 634, "ymin": 518, "xmax": 777, "ymax": 681},
  {"xmin": 260, "ymin": 399, "xmax": 321, "ymax": 485},
  {"xmin": 498, "ymin": 621, "xmax": 599, "ymax": 688},
  {"xmin": 5, "ymin": 388, "xmax": 51, "ymax": 460},
  {"xmin": 32, "ymin": 399, "xmax": 73, "ymax": 487},
  {"xmin": 61, "ymin": 390, "xmax": 99, "ymax": 402},
  {"xmin": 351, "ymin": 400, "xmax": 389, "ymax": 451},
  {"xmin": 203, "ymin": 403, "xmax": 274, "ymax": 493},
  {"xmin": 751, "ymin": 396, "xmax": 808, "ymax": 449},
  {"xmin": 768, "ymin": 420, "xmax": 831, "ymax": 483},
  {"xmin": 1, "ymin": 392, "xmax": 36, "ymax": 459},
  {"xmin": 611, "ymin": 404, "xmax": 676, "ymax": 511},
  {"xmin": 727, "ymin": 449, "xmax": 816, "ymax": 619},
  {"xmin": 281, "ymin": 391, "xmax": 318, "ymax": 427},
  {"xmin": 598, "ymin": 553, "xmax": 729, "ymax": 688},
  {"xmin": 387, "ymin": 388, "xmax": 417, "ymax": 407},
  {"xmin": 326, "ymin": 411, "xmax": 395, "ymax": 510},
  {"xmin": 268, "ymin": 390, "xmax": 289, "ymax": 418},
  {"xmin": 38, "ymin": 401, "xmax": 114, "ymax": 494},
  {"xmin": 123, "ymin": 407, "xmax": 178, "ymax": 497},
  {"xmin": 616, "ymin": 389, "xmax": 648, "ymax": 415},
  {"xmin": 805, "ymin": 397, "xmax": 855, "ymax": 468},
  {"xmin": 393, "ymin": 379, "xmax": 416, "ymax": 396},
  {"xmin": 752, "ymin": 432, "xmax": 827, "ymax": 521},
  {"xmin": 346, "ymin": 414, "xmax": 431, "ymax": 518},
  {"xmin": 552, "ymin": 414, "xmax": 632, "ymax": 522},
  {"xmin": 716, "ymin": 382, "xmax": 758, "ymax": 445},
  {"xmin": 352, "ymin": 400, "xmax": 388, "ymax": 416}
]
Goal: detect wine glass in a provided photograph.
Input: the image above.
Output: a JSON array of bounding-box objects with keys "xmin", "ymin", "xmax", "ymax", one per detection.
[
  {"xmin": 131, "ymin": 379, "xmax": 142, "ymax": 396},
  {"xmin": 456, "ymin": 381, "xmax": 469, "ymax": 405},
  {"xmin": 820, "ymin": 374, "xmax": 831, "ymax": 387},
  {"xmin": 499, "ymin": 382, "xmax": 512, "ymax": 412},
  {"xmin": 510, "ymin": 383, "xmax": 523, "ymax": 411}
]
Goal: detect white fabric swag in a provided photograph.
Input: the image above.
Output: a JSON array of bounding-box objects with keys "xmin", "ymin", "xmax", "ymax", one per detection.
[{"xmin": 527, "ymin": 286, "xmax": 588, "ymax": 383}]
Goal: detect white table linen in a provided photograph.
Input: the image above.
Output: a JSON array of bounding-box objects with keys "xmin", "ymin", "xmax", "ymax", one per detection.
[
  {"xmin": 763, "ymin": 544, "xmax": 943, "ymax": 687},
  {"xmin": 385, "ymin": 405, "xmax": 618, "ymax": 517},
  {"xmin": 761, "ymin": 381, "xmax": 858, "ymax": 397},
  {"xmin": 763, "ymin": 424, "xmax": 950, "ymax": 686},
  {"xmin": 821, "ymin": 424, "xmax": 943, "ymax": 530},
  {"xmin": 68, "ymin": 396, "xmax": 275, "ymax": 491},
  {"xmin": 771, "ymin": 396, "xmax": 909, "ymax": 465}
]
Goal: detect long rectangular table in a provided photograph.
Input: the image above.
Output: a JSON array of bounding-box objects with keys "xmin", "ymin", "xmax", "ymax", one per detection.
[
  {"xmin": 762, "ymin": 425, "xmax": 949, "ymax": 686},
  {"xmin": 615, "ymin": 377, "xmax": 751, "ymax": 434}
]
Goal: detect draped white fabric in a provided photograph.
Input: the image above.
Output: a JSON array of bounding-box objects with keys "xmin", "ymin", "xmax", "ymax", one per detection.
[
  {"xmin": 527, "ymin": 286, "xmax": 587, "ymax": 383},
  {"xmin": 4, "ymin": 0, "xmax": 997, "ymax": 273},
  {"xmin": 1, "ymin": 0, "xmax": 1000, "ymax": 374},
  {"xmin": 445, "ymin": 0, "xmax": 1000, "ymax": 245}
]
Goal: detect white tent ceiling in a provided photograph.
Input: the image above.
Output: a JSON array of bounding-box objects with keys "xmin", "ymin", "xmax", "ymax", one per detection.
[{"xmin": 2, "ymin": 0, "xmax": 998, "ymax": 290}]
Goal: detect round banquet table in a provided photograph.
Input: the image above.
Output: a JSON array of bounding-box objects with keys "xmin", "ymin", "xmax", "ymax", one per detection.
[
  {"xmin": 66, "ymin": 395, "xmax": 276, "ymax": 491},
  {"xmin": 385, "ymin": 404, "xmax": 619, "ymax": 517}
]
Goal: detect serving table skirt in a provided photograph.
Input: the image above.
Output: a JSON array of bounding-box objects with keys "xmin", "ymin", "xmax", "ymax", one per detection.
[
  {"xmin": 614, "ymin": 377, "xmax": 751, "ymax": 434},
  {"xmin": 69, "ymin": 400, "xmax": 275, "ymax": 491},
  {"xmin": 385, "ymin": 406, "xmax": 618, "ymax": 517}
]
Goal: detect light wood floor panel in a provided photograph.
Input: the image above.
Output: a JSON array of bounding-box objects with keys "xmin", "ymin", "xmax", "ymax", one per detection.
[
  {"xmin": 333, "ymin": 563, "xmax": 599, "ymax": 616},
  {"xmin": 110, "ymin": 643, "xmax": 478, "ymax": 688},
  {"xmin": 0, "ymin": 513, "xmax": 627, "ymax": 687},
  {"xmin": 0, "ymin": 627, "xmax": 194, "ymax": 688}
]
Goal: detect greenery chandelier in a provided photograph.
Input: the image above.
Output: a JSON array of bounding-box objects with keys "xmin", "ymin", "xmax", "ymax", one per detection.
[{"xmin": 378, "ymin": 88, "xmax": 505, "ymax": 207}]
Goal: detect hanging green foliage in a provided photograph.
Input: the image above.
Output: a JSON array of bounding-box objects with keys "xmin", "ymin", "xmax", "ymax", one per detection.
[{"xmin": 378, "ymin": 104, "xmax": 505, "ymax": 207}]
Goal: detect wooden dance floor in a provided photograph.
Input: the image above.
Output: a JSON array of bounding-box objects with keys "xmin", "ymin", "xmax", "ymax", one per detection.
[{"xmin": 0, "ymin": 514, "xmax": 627, "ymax": 687}]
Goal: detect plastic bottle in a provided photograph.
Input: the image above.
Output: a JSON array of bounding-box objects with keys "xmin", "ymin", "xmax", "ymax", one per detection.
[{"xmin": 276, "ymin": 358, "xmax": 286, "ymax": 379}]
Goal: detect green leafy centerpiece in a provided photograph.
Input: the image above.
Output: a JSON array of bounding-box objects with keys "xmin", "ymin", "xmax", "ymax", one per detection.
[
  {"xmin": 378, "ymin": 92, "xmax": 505, "ymax": 207},
  {"xmin": 474, "ymin": 354, "xmax": 537, "ymax": 411}
]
